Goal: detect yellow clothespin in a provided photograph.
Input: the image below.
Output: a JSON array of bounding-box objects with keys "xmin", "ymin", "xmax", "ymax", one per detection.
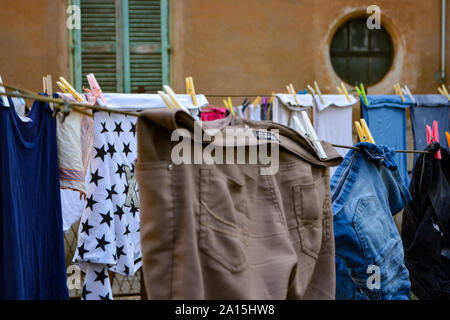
[
  {"xmin": 355, "ymin": 121, "xmax": 366, "ymax": 142},
  {"xmin": 446, "ymin": 131, "xmax": 450, "ymax": 147},
  {"xmin": 163, "ymin": 85, "xmax": 188, "ymax": 112},
  {"xmin": 359, "ymin": 118, "xmax": 375, "ymax": 144},
  {"xmin": 441, "ymin": 84, "xmax": 450, "ymax": 100},
  {"xmin": 56, "ymin": 81, "xmax": 70, "ymax": 94},
  {"xmin": 227, "ymin": 97, "xmax": 235, "ymax": 115},
  {"xmin": 314, "ymin": 81, "xmax": 325, "ymax": 104},
  {"xmin": 341, "ymin": 82, "xmax": 352, "ymax": 102},
  {"xmin": 269, "ymin": 92, "xmax": 275, "ymax": 104},
  {"xmin": 336, "ymin": 86, "xmax": 344, "ymax": 95},
  {"xmin": 59, "ymin": 77, "xmax": 84, "ymax": 102},
  {"xmin": 185, "ymin": 76, "xmax": 198, "ymax": 106},
  {"xmin": 394, "ymin": 83, "xmax": 405, "ymax": 102},
  {"xmin": 251, "ymin": 96, "xmax": 261, "ymax": 109}
]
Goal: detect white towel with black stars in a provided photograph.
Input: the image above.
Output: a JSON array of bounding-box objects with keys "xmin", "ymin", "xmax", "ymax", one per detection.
[{"xmin": 73, "ymin": 111, "xmax": 141, "ymax": 300}]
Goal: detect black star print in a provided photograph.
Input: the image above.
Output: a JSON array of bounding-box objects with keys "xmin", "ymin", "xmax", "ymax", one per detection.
[
  {"xmin": 99, "ymin": 211, "xmax": 113, "ymax": 227},
  {"xmin": 106, "ymin": 184, "xmax": 118, "ymax": 201},
  {"xmin": 115, "ymin": 164, "xmax": 125, "ymax": 179},
  {"xmin": 94, "ymin": 268, "xmax": 108, "ymax": 286},
  {"xmin": 95, "ymin": 234, "xmax": 110, "ymax": 252},
  {"xmin": 99, "ymin": 293, "xmax": 110, "ymax": 300},
  {"xmin": 129, "ymin": 122, "xmax": 137, "ymax": 137},
  {"xmin": 81, "ymin": 220, "xmax": 94, "ymax": 236},
  {"xmin": 116, "ymin": 245, "xmax": 126, "ymax": 259},
  {"xmin": 113, "ymin": 121, "xmax": 124, "ymax": 137},
  {"xmin": 100, "ymin": 122, "xmax": 109, "ymax": 133},
  {"xmin": 107, "ymin": 143, "xmax": 117, "ymax": 158},
  {"xmin": 131, "ymin": 163, "xmax": 135, "ymax": 174},
  {"xmin": 82, "ymin": 284, "xmax": 92, "ymax": 300},
  {"xmin": 123, "ymin": 224, "xmax": 131, "ymax": 236},
  {"xmin": 123, "ymin": 183, "xmax": 129, "ymax": 195},
  {"xmin": 86, "ymin": 195, "xmax": 98, "ymax": 211},
  {"xmin": 114, "ymin": 205, "xmax": 125, "ymax": 220},
  {"xmin": 77, "ymin": 243, "xmax": 89, "ymax": 260},
  {"xmin": 130, "ymin": 202, "xmax": 139, "ymax": 218},
  {"xmin": 94, "ymin": 145, "xmax": 107, "ymax": 162},
  {"xmin": 123, "ymin": 265, "xmax": 130, "ymax": 275},
  {"xmin": 90, "ymin": 169, "xmax": 104, "ymax": 187},
  {"xmin": 123, "ymin": 142, "xmax": 132, "ymax": 157}
]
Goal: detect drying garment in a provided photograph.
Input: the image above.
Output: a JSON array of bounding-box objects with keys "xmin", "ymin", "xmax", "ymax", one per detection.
[
  {"xmin": 410, "ymin": 95, "xmax": 450, "ymax": 163},
  {"xmin": 272, "ymin": 94, "xmax": 312, "ymax": 130},
  {"xmin": 0, "ymin": 97, "xmax": 68, "ymax": 300},
  {"xmin": 136, "ymin": 108, "xmax": 343, "ymax": 300},
  {"xmin": 72, "ymin": 111, "xmax": 141, "ymax": 300},
  {"xmin": 237, "ymin": 103, "xmax": 263, "ymax": 121},
  {"xmin": 331, "ymin": 142, "xmax": 412, "ymax": 300},
  {"xmin": 401, "ymin": 142, "xmax": 450, "ymax": 300},
  {"xmin": 313, "ymin": 95, "xmax": 358, "ymax": 177},
  {"xmin": 201, "ymin": 106, "xmax": 228, "ymax": 121},
  {"xmin": 361, "ymin": 95, "xmax": 412, "ymax": 186},
  {"xmin": 56, "ymin": 93, "xmax": 94, "ymax": 195}
]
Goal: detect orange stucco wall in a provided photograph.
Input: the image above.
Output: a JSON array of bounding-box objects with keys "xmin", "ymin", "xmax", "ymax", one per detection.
[
  {"xmin": 171, "ymin": 0, "xmax": 450, "ymax": 106},
  {"xmin": 0, "ymin": 0, "xmax": 69, "ymax": 93}
]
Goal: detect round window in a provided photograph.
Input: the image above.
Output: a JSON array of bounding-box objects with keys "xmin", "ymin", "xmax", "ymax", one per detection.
[{"xmin": 330, "ymin": 17, "xmax": 394, "ymax": 86}]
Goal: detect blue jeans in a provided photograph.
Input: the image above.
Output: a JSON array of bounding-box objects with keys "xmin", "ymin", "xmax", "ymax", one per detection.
[
  {"xmin": 331, "ymin": 142, "xmax": 412, "ymax": 300},
  {"xmin": 361, "ymin": 95, "xmax": 411, "ymax": 186}
]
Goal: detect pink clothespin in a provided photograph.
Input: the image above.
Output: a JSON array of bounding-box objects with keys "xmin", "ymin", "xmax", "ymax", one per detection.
[
  {"xmin": 426, "ymin": 120, "xmax": 442, "ymax": 160},
  {"xmin": 83, "ymin": 73, "xmax": 106, "ymax": 106}
]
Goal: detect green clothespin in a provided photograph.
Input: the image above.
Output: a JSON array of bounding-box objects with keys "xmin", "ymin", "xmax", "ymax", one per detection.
[
  {"xmin": 360, "ymin": 83, "xmax": 369, "ymax": 106},
  {"xmin": 355, "ymin": 86, "xmax": 362, "ymax": 96}
]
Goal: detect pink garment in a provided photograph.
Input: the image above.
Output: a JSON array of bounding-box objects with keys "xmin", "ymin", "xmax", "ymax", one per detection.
[{"xmin": 201, "ymin": 106, "xmax": 228, "ymax": 122}]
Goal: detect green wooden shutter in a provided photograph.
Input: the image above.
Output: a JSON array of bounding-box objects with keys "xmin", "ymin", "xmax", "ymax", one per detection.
[{"xmin": 73, "ymin": 0, "xmax": 169, "ymax": 93}]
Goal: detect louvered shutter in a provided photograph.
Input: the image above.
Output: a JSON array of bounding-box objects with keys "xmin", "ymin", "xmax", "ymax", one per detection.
[
  {"xmin": 73, "ymin": 0, "xmax": 169, "ymax": 93},
  {"xmin": 80, "ymin": 0, "xmax": 118, "ymax": 92},
  {"xmin": 129, "ymin": 0, "xmax": 163, "ymax": 93}
]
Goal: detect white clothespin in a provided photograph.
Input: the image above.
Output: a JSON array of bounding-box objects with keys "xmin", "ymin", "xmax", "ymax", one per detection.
[
  {"xmin": 163, "ymin": 85, "xmax": 189, "ymax": 112},
  {"xmin": 158, "ymin": 91, "xmax": 176, "ymax": 109},
  {"xmin": 0, "ymin": 75, "xmax": 10, "ymax": 107},
  {"xmin": 288, "ymin": 83, "xmax": 327, "ymax": 159},
  {"xmin": 292, "ymin": 115, "xmax": 308, "ymax": 136},
  {"xmin": 402, "ymin": 85, "xmax": 415, "ymax": 104}
]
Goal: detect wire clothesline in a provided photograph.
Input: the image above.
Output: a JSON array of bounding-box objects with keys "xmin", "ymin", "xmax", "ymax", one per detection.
[{"xmin": 0, "ymin": 83, "xmax": 432, "ymax": 154}]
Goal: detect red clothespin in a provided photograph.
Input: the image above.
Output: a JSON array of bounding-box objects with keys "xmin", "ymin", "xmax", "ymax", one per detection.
[
  {"xmin": 83, "ymin": 73, "xmax": 106, "ymax": 106},
  {"xmin": 426, "ymin": 120, "xmax": 442, "ymax": 160}
]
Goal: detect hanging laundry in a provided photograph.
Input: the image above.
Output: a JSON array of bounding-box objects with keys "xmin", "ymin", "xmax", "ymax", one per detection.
[
  {"xmin": 331, "ymin": 142, "xmax": 412, "ymax": 300},
  {"xmin": 200, "ymin": 105, "xmax": 228, "ymax": 121},
  {"xmin": 136, "ymin": 108, "xmax": 343, "ymax": 299},
  {"xmin": 410, "ymin": 95, "xmax": 450, "ymax": 161},
  {"xmin": 72, "ymin": 110, "xmax": 142, "ymax": 300},
  {"xmin": 56, "ymin": 93, "xmax": 94, "ymax": 195},
  {"xmin": 0, "ymin": 97, "xmax": 68, "ymax": 299},
  {"xmin": 272, "ymin": 94, "xmax": 312, "ymax": 130},
  {"xmin": 361, "ymin": 95, "xmax": 412, "ymax": 185},
  {"xmin": 313, "ymin": 94, "xmax": 358, "ymax": 176},
  {"xmin": 401, "ymin": 142, "xmax": 450, "ymax": 300}
]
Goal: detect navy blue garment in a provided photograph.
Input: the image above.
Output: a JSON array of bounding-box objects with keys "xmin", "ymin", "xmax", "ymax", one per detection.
[
  {"xmin": 0, "ymin": 97, "xmax": 69, "ymax": 300},
  {"xmin": 361, "ymin": 95, "xmax": 412, "ymax": 186},
  {"xmin": 410, "ymin": 95, "xmax": 450, "ymax": 163},
  {"xmin": 331, "ymin": 143, "xmax": 412, "ymax": 300}
]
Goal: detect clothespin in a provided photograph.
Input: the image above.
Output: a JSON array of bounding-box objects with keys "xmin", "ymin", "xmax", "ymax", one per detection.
[
  {"xmin": 269, "ymin": 92, "xmax": 275, "ymax": 104},
  {"xmin": 360, "ymin": 84, "xmax": 369, "ymax": 106},
  {"xmin": 158, "ymin": 91, "xmax": 175, "ymax": 109},
  {"xmin": 314, "ymin": 81, "xmax": 325, "ymax": 104},
  {"xmin": 251, "ymin": 96, "xmax": 261, "ymax": 109},
  {"xmin": 163, "ymin": 85, "xmax": 189, "ymax": 112},
  {"xmin": 185, "ymin": 76, "xmax": 198, "ymax": 106},
  {"xmin": 42, "ymin": 75, "xmax": 54, "ymax": 110},
  {"xmin": 402, "ymin": 85, "xmax": 415, "ymax": 104},
  {"xmin": 288, "ymin": 83, "xmax": 326, "ymax": 159},
  {"xmin": 445, "ymin": 131, "xmax": 450, "ymax": 148},
  {"xmin": 340, "ymin": 82, "xmax": 352, "ymax": 102},
  {"xmin": 355, "ymin": 119, "xmax": 375, "ymax": 144},
  {"xmin": 84, "ymin": 73, "xmax": 106, "ymax": 105},
  {"xmin": 223, "ymin": 97, "xmax": 235, "ymax": 116},
  {"xmin": 0, "ymin": 75, "xmax": 10, "ymax": 107},
  {"xmin": 441, "ymin": 84, "xmax": 450, "ymax": 100},
  {"xmin": 57, "ymin": 81, "xmax": 70, "ymax": 94},
  {"xmin": 59, "ymin": 77, "xmax": 84, "ymax": 102},
  {"xmin": 394, "ymin": 83, "xmax": 405, "ymax": 102},
  {"xmin": 354, "ymin": 86, "xmax": 362, "ymax": 96},
  {"xmin": 307, "ymin": 84, "xmax": 316, "ymax": 99},
  {"xmin": 336, "ymin": 86, "xmax": 344, "ymax": 95},
  {"xmin": 426, "ymin": 120, "xmax": 442, "ymax": 160}
]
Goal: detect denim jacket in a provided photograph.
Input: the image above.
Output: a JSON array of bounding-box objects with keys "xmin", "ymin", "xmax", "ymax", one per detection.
[{"xmin": 331, "ymin": 143, "xmax": 412, "ymax": 300}]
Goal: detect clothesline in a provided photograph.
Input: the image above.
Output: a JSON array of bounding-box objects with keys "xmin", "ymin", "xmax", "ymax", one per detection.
[{"xmin": 0, "ymin": 83, "xmax": 433, "ymax": 154}]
